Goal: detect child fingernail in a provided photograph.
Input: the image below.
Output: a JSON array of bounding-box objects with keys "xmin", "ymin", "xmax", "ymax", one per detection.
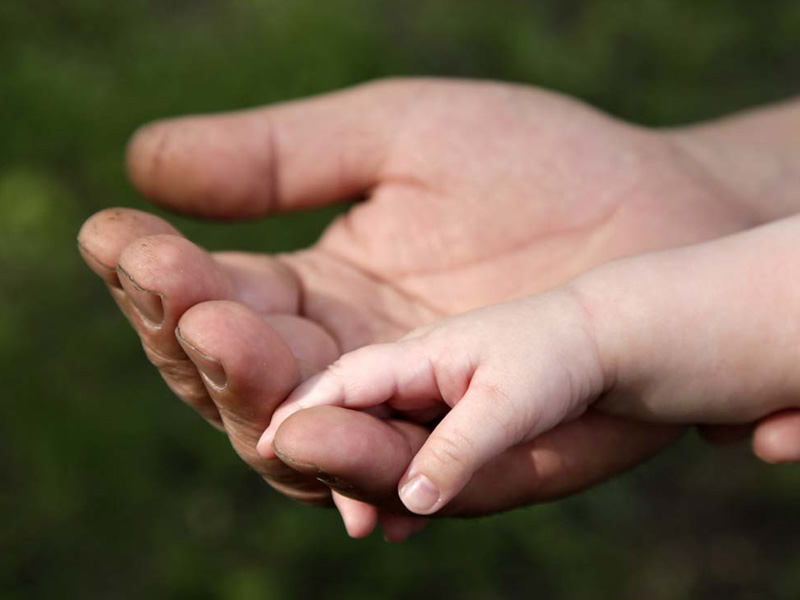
[{"xmin": 399, "ymin": 474, "xmax": 440, "ymax": 515}]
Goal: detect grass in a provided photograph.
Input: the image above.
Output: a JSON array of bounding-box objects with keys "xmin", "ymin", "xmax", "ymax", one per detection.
[{"xmin": 2, "ymin": 1, "xmax": 799, "ymax": 598}]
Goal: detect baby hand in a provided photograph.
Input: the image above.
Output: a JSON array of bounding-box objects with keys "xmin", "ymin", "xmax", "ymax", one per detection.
[{"xmin": 258, "ymin": 288, "xmax": 606, "ymax": 515}]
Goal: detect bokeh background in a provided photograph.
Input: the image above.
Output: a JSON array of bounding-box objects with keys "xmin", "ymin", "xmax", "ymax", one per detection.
[{"xmin": 2, "ymin": 1, "xmax": 800, "ymax": 598}]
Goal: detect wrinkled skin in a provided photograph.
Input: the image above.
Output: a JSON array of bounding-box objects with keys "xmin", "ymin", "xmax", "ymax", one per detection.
[{"xmin": 78, "ymin": 79, "xmax": 795, "ymax": 541}]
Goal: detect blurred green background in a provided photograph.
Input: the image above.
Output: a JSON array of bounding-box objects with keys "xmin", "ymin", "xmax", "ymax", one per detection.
[{"xmin": 2, "ymin": 1, "xmax": 800, "ymax": 598}]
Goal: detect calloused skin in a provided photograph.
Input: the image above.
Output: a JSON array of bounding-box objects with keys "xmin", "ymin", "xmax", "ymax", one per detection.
[{"xmin": 78, "ymin": 79, "xmax": 800, "ymax": 541}]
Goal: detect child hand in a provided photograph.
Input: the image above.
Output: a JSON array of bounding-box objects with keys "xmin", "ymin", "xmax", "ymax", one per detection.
[
  {"xmin": 260, "ymin": 214, "xmax": 800, "ymax": 516},
  {"xmin": 259, "ymin": 289, "xmax": 607, "ymax": 515}
]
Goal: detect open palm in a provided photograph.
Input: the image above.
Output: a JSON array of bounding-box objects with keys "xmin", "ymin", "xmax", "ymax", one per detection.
[{"xmin": 80, "ymin": 79, "xmax": 757, "ymax": 540}]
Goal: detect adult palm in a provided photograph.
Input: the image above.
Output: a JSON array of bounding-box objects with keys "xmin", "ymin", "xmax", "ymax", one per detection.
[{"xmin": 80, "ymin": 79, "xmax": 756, "ymax": 539}]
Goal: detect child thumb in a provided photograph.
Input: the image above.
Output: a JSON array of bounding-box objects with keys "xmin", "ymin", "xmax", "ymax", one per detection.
[{"xmin": 397, "ymin": 381, "xmax": 553, "ymax": 515}]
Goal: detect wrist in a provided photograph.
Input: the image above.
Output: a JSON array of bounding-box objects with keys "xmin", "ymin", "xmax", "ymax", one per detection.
[
  {"xmin": 571, "ymin": 216, "xmax": 800, "ymax": 423},
  {"xmin": 663, "ymin": 99, "xmax": 800, "ymax": 223}
]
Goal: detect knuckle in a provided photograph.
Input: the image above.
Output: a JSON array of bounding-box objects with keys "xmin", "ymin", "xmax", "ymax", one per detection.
[
  {"xmin": 427, "ymin": 428, "xmax": 475, "ymax": 472},
  {"xmin": 327, "ymin": 347, "xmax": 372, "ymax": 380},
  {"xmin": 325, "ymin": 355, "xmax": 360, "ymax": 402},
  {"xmin": 479, "ymin": 381, "xmax": 531, "ymax": 445},
  {"xmin": 325, "ymin": 356, "xmax": 349, "ymax": 377},
  {"xmin": 217, "ymin": 407, "xmax": 267, "ymax": 449},
  {"xmin": 171, "ymin": 379, "xmax": 211, "ymax": 406},
  {"xmin": 142, "ymin": 339, "xmax": 190, "ymax": 373},
  {"xmin": 142, "ymin": 341, "xmax": 217, "ymax": 407}
]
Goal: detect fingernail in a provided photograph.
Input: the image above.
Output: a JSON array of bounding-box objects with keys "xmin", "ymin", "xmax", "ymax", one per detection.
[
  {"xmin": 77, "ymin": 241, "xmax": 123, "ymax": 289},
  {"xmin": 118, "ymin": 267, "xmax": 164, "ymax": 327},
  {"xmin": 399, "ymin": 474, "xmax": 440, "ymax": 515},
  {"xmin": 175, "ymin": 327, "xmax": 228, "ymax": 390},
  {"xmin": 315, "ymin": 471, "xmax": 356, "ymax": 491}
]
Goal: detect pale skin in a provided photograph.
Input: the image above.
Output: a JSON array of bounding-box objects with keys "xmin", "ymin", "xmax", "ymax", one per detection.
[
  {"xmin": 262, "ymin": 213, "xmax": 800, "ymax": 515},
  {"xmin": 77, "ymin": 78, "xmax": 800, "ymax": 540}
]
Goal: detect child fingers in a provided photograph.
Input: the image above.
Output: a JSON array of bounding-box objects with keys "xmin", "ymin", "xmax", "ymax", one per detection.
[
  {"xmin": 255, "ymin": 369, "xmax": 345, "ymax": 458},
  {"xmin": 397, "ymin": 377, "xmax": 567, "ymax": 516},
  {"xmin": 272, "ymin": 406, "xmax": 429, "ymax": 512},
  {"xmin": 331, "ymin": 493, "xmax": 379, "ymax": 539},
  {"xmin": 257, "ymin": 341, "xmax": 439, "ymax": 457}
]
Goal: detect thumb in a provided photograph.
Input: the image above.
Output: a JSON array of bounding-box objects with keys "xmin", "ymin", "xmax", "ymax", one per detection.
[
  {"xmin": 126, "ymin": 79, "xmax": 422, "ymax": 219},
  {"xmin": 398, "ymin": 373, "xmax": 582, "ymax": 516}
]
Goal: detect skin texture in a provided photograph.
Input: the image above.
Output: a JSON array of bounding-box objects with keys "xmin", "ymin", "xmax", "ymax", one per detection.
[
  {"xmin": 262, "ymin": 214, "xmax": 800, "ymax": 515},
  {"xmin": 77, "ymin": 78, "xmax": 800, "ymax": 540}
]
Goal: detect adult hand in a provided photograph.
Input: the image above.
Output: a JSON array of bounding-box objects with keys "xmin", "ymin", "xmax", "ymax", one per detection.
[{"xmin": 78, "ymin": 79, "xmax": 797, "ymax": 540}]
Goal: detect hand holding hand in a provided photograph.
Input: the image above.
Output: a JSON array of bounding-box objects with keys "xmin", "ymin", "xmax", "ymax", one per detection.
[
  {"xmin": 79, "ymin": 79, "xmax": 800, "ymax": 538},
  {"xmin": 263, "ymin": 213, "xmax": 800, "ymax": 515}
]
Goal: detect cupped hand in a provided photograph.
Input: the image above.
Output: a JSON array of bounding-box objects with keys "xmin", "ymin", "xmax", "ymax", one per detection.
[{"xmin": 79, "ymin": 78, "xmax": 795, "ymax": 540}]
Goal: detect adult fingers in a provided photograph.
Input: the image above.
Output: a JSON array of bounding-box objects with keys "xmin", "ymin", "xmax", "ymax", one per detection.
[
  {"xmin": 696, "ymin": 423, "xmax": 754, "ymax": 445},
  {"xmin": 79, "ymin": 208, "xmax": 304, "ymax": 427},
  {"xmin": 452, "ymin": 412, "xmax": 681, "ymax": 515},
  {"xmin": 176, "ymin": 301, "xmax": 340, "ymax": 503},
  {"xmin": 258, "ymin": 341, "xmax": 436, "ymax": 456},
  {"xmin": 379, "ymin": 513, "xmax": 429, "ymax": 544},
  {"xmin": 258, "ymin": 338, "xmax": 582, "ymax": 516},
  {"xmin": 78, "ymin": 209, "xmax": 223, "ymax": 425},
  {"xmin": 273, "ymin": 406, "xmax": 683, "ymax": 517},
  {"xmin": 752, "ymin": 409, "xmax": 800, "ymax": 463},
  {"xmin": 698, "ymin": 410, "xmax": 800, "ymax": 464},
  {"xmin": 78, "ymin": 208, "xmax": 181, "ymax": 288},
  {"xmin": 126, "ymin": 79, "xmax": 426, "ymax": 219},
  {"xmin": 273, "ymin": 408, "xmax": 429, "ymax": 512}
]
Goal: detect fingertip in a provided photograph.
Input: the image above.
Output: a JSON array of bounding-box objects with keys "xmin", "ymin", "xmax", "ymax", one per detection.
[
  {"xmin": 395, "ymin": 388, "xmax": 514, "ymax": 516},
  {"xmin": 177, "ymin": 300, "xmax": 301, "ymax": 415},
  {"xmin": 77, "ymin": 208, "xmax": 180, "ymax": 285},
  {"xmin": 398, "ymin": 473, "xmax": 443, "ymax": 516},
  {"xmin": 752, "ymin": 411, "xmax": 800, "ymax": 464},
  {"xmin": 270, "ymin": 406, "xmax": 426, "ymax": 512},
  {"xmin": 380, "ymin": 514, "xmax": 429, "ymax": 543},
  {"xmin": 332, "ymin": 494, "xmax": 378, "ymax": 539},
  {"xmin": 124, "ymin": 113, "xmax": 274, "ymax": 219},
  {"xmin": 117, "ymin": 234, "xmax": 230, "ymax": 309},
  {"xmin": 256, "ymin": 413, "xmax": 294, "ymax": 462},
  {"xmin": 256, "ymin": 431, "xmax": 277, "ymax": 460},
  {"xmin": 77, "ymin": 238, "xmax": 118, "ymax": 286},
  {"xmin": 255, "ymin": 372, "xmax": 343, "ymax": 447},
  {"xmin": 126, "ymin": 122, "xmax": 163, "ymax": 197},
  {"xmin": 752, "ymin": 432, "xmax": 787, "ymax": 465}
]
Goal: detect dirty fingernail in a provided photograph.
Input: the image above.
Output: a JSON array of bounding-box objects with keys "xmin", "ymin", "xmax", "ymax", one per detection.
[
  {"xmin": 176, "ymin": 327, "xmax": 228, "ymax": 390},
  {"xmin": 118, "ymin": 267, "xmax": 165, "ymax": 327},
  {"xmin": 315, "ymin": 471, "xmax": 355, "ymax": 491}
]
